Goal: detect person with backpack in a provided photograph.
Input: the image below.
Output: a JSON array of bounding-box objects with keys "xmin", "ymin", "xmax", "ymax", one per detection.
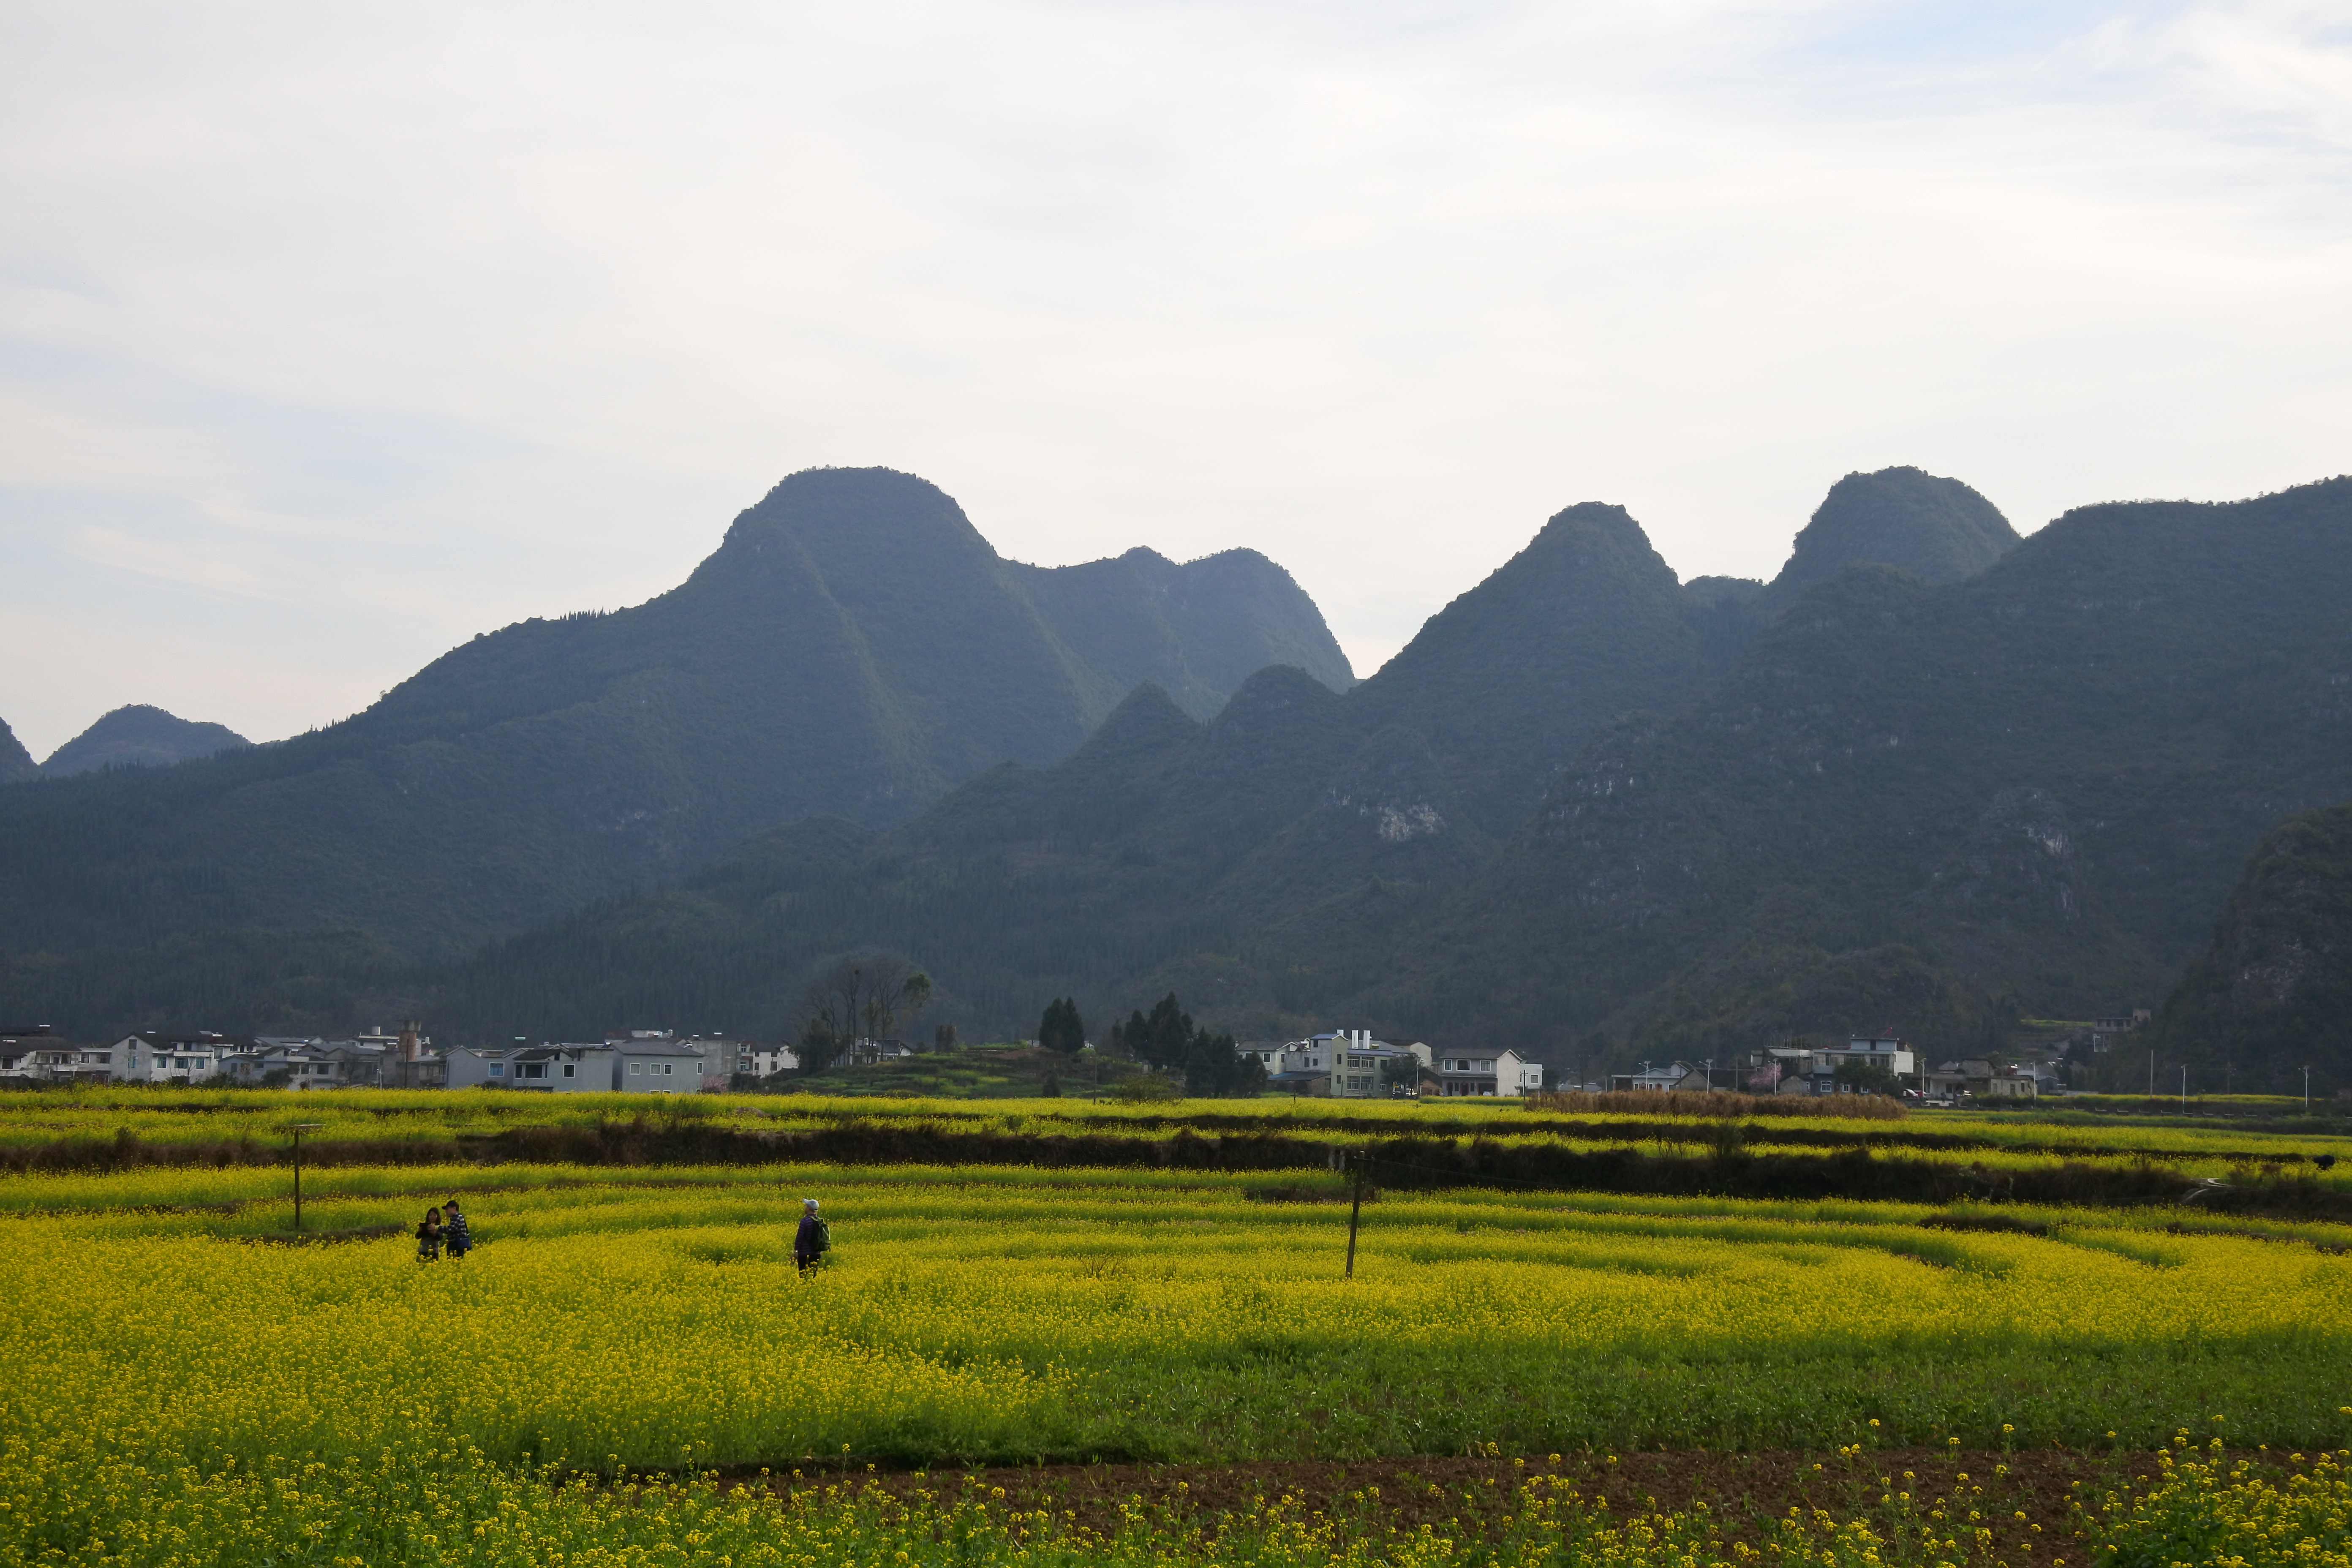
[
  {"xmin": 416, "ymin": 1206, "xmax": 444, "ymax": 1264},
  {"xmin": 442, "ymin": 1198, "xmax": 472, "ymax": 1261},
  {"xmin": 794, "ymin": 1197, "xmax": 831, "ymax": 1273}
]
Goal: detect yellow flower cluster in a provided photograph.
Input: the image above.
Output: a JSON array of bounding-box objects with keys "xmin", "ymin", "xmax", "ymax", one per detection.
[
  {"xmin": 3, "ymin": 1157, "xmax": 2349, "ymax": 1563},
  {"xmin": 0, "ymin": 1440, "xmax": 2006, "ymax": 1568},
  {"xmin": 2085, "ymin": 1432, "xmax": 2352, "ymax": 1568},
  {"xmin": 5, "ymin": 1165, "xmax": 2349, "ymax": 1472}
]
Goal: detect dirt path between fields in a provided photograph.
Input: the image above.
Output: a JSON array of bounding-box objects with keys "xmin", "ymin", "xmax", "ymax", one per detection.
[{"xmin": 750, "ymin": 1447, "xmax": 2167, "ymax": 1555}]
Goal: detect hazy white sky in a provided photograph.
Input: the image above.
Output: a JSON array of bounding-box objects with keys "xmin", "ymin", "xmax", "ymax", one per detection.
[{"xmin": 3, "ymin": 0, "xmax": 2347, "ymax": 757}]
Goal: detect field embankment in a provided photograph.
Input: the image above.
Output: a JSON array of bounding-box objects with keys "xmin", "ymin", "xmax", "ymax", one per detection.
[{"xmin": 7, "ymin": 1087, "xmax": 2348, "ymax": 1221}]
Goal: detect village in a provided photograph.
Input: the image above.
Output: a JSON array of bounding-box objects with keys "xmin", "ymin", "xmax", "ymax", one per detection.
[{"xmin": 0, "ymin": 1016, "xmax": 2128, "ymax": 1105}]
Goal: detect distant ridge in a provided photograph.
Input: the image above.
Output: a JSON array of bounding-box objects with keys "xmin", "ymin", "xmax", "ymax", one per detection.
[{"xmin": 41, "ymin": 705, "xmax": 249, "ymax": 778}]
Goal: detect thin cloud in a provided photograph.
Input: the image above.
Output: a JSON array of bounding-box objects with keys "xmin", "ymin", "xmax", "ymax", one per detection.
[{"xmin": 0, "ymin": 0, "xmax": 2346, "ymax": 756}]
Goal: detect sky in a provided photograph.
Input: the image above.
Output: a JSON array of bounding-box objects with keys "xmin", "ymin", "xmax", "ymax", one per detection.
[{"xmin": 2, "ymin": 1, "xmax": 2348, "ymax": 759}]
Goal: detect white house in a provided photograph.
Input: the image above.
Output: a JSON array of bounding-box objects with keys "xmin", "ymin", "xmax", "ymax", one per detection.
[
  {"xmin": 1436, "ymin": 1048, "xmax": 1544, "ymax": 1097},
  {"xmin": 89, "ymin": 1031, "xmax": 261, "ymax": 1085},
  {"xmin": 1269, "ymin": 1031, "xmax": 1431, "ymax": 1098},
  {"xmin": 444, "ymin": 1044, "xmax": 611, "ymax": 1092},
  {"xmin": 1611, "ymin": 1061, "xmax": 1704, "ymax": 1093},
  {"xmin": 724, "ymin": 1041, "xmax": 800, "ymax": 1079},
  {"xmin": 1237, "ymin": 1041, "xmax": 1287, "ymax": 1074},
  {"xmin": 276, "ymin": 1045, "xmax": 355, "ymax": 1089},
  {"xmin": 116, "ymin": 1034, "xmax": 235, "ymax": 1084},
  {"xmin": 1818, "ymin": 1034, "xmax": 1916, "ymax": 1079},
  {"xmin": 0, "ymin": 1029, "xmax": 78, "ymax": 1083},
  {"xmin": 616, "ymin": 1040, "xmax": 708, "ymax": 1093},
  {"xmin": 506, "ymin": 1045, "xmax": 614, "ymax": 1092},
  {"xmin": 443, "ymin": 1048, "xmax": 503, "ymax": 1090}
]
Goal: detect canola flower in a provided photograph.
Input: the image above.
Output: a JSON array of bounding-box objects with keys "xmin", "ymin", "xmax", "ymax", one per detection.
[
  {"xmin": 0, "ymin": 1438, "xmax": 2059, "ymax": 1568},
  {"xmin": 3, "ymin": 1158, "xmax": 2349, "ymax": 1564},
  {"xmin": 2083, "ymin": 1432, "xmax": 2352, "ymax": 1568},
  {"xmin": 4, "ymin": 1166, "xmax": 2349, "ymax": 1470}
]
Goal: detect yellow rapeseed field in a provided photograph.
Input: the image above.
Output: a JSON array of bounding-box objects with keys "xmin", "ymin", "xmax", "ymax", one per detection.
[{"xmin": 5, "ymin": 1155, "xmax": 2351, "ymax": 1565}]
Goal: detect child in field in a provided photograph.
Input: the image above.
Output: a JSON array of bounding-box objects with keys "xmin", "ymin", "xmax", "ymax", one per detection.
[
  {"xmin": 442, "ymin": 1198, "xmax": 471, "ymax": 1261},
  {"xmin": 794, "ymin": 1198, "xmax": 830, "ymax": 1273},
  {"xmin": 416, "ymin": 1206, "xmax": 444, "ymax": 1263}
]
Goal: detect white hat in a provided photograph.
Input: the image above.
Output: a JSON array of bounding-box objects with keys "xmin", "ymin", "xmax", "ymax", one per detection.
[{"xmin": 803, "ymin": 1198, "xmax": 819, "ymax": 1210}]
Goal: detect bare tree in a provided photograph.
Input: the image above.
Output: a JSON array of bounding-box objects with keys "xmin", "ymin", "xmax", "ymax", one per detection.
[{"xmin": 805, "ymin": 948, "xmax": 933, "ymax": 1048}]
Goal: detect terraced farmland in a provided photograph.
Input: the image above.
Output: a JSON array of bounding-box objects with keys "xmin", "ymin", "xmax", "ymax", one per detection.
[{"xmin": 5, "ymin": 1091, "xmax": 2350, "ymax": 1565}]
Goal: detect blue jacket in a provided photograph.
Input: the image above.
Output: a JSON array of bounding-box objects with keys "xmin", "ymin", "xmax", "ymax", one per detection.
[{"xmin": 795, "ymin": 1214, "xmax": 824, "ymax": 1256}]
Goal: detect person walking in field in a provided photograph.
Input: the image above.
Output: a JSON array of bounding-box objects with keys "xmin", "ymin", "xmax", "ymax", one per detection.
[
  {"xmin": 794, "ymin": 1198, "xmax": 830, "ymax": 1274},
  {"xmin": 416, "ymin": 1206, "xmax": 444, "ymax": 1264},
  {"xmin": 442, "ymin": 1198, "xmax": 471, "ymax": 1262}
]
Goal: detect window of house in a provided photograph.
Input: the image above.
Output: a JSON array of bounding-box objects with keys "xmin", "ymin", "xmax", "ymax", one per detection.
[
  {"xmin": 660, "ymin": 1063, "xmax": 672, "ymax": 1075},
  {"xmin": 489, "ymin": 1064, "xmax": 504, "ymax": 1077},
  {"xmin": 629, "ymin": 1062, "xmax": 642, "ymax": 1075},
  {"xmin": 563, "ymin": 1064, "xmax": 575, "ymax": 1078}
]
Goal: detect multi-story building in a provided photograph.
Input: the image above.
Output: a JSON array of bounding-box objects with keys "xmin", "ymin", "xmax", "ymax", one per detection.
[
  {"xmin": 1730, "ymin": 1036, "xmax": 1917, "ymax": 1096},
  {"xmin": 615, "ymin": 1039, "xmax": 710, "ymax": 1093},
  {"xmin": 0, "ymin": 1026, "xmax": 78, "ymax": 1083},
  {"xmin": 446, "ymin": 1045, "xmax": 616, "ymax": 1092},
  {"xmin": 1435, "ymin": 1048, "xmax": 1544, "ymax": 1097},
  {"xmin": 1267, "ymin": 1031, "xmax": 1431, "ymax": 1098},
  {"xmin": 721, "ymin": 1040, "xmax": 800, "ymax": 1079},
  {"xmin": 120, "ymin": 1033, "xmax": 239, "ymax": 1084}
]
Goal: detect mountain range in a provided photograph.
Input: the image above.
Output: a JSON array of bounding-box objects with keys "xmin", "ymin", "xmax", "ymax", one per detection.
[
  {"xmin": 419, "ymin": 467, "xmax": 2044, "ymax": 1043},
  {"xmin": 0, "ymin": 467, "xmax": 1349, "ymax": 961},
  {"xmin": 5, "ymin": 461, "xmax": 2348, "ymax": 1097},
  {"xmin": 424, "ymin": 469, "xmax": 2352, "ymax": 1097}
]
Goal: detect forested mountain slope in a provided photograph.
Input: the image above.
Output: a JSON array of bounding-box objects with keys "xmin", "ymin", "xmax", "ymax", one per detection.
[
  {"xmin": 39, "ymin": 706, "xmax": 249, "ymax": 778},
  {"xmin": 2148, "ymin": 801, "xmax": 2352, "ymax": 1097},
  {"xmin": 0, "ymin": 468, "xmax": 1350, "ymax": 961},
  {"xmin": 426, "ymin": 485, "xmax": 1996, "ymax": 1044},
  {"xmin": 1352, "ymin": 475, "xmax": 2352, "ymax": 1061},
  {"xmin": 27, "ymin": 459, "xmax": 2298, "ymax": 1062},
  {"xmin": 1753, "ymin": 466, "xmax": 2019, "ymax": 618},
  {"xmin": 0, "ymin": 721, "xmax": 32, "ymax": 784}
]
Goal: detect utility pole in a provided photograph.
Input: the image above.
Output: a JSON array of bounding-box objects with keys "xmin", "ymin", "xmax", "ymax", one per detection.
[
  {"xmin": 289, "ymin": 1123, "xmax": 322, "ymax": 1230},
  {"xmin": 2305, "ymin": 1066, "xmax": 2312, "ymax": 1111},
  {"xmin": 2180, "ymin": 1065, "xmax": 2188, "ymax": 1113},
  {"xmin": 2148, "ymin": 1050, "xmax": 2156, "ymax": 1097},
  {"xmin": 1344, "ymin": 1148, "xmax": 1367, "ymax": 1279}
]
